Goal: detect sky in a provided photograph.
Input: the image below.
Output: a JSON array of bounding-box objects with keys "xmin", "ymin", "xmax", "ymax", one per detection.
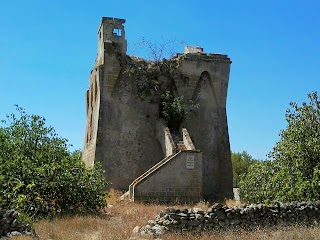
[{"xmin": 0, "ymin": 0, "xmax": 319, "ymax": 160}]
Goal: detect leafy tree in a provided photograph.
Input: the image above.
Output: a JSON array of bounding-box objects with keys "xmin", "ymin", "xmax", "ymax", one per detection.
[
  {"xmin": 0, "ymin": 106, "xmax": 107, "ymax": 217},
  {"xmin": 231, "ymin": 151, "xmax": 258, "ymax": 187},
  {"xmin": 240, "ymin": 92, "xmax": 320, "ymax": 203},
  {"xmin": 239, "ymin": 160, "xmax": 279, "ymax": 203}
]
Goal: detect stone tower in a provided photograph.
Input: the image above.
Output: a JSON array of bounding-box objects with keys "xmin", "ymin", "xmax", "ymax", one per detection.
[
  {"xmin": 82, "ymin": 17, "xmax": 127, "ymax": 170},
  {"xmin": 82, "ymin": 17, "xmax": 233, "ymax": 201}
]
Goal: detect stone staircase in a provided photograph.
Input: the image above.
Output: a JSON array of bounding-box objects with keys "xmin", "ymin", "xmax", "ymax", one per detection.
[
  {"xmin": 177, "ymin": 141, "xmax": 187, "ymax": 151},
  {"xmin": 128, "ymin": 151, "xmax": 181, "ymax": 201},
  {"xmin": 128, "ymin": 122, "xmax": 197, "ymax": 202}
]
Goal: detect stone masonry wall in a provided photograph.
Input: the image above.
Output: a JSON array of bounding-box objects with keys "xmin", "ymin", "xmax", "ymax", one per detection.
[
  {"xmin": 96, "ymin": 68, "xmax": 165, "ymax": 190},
  {"xmin": 178, "ymin": 56, "xmax": 233, "ymax": 200},
  {"xmin": 156, "ymin": 120, "xmax": 176, "ymax": 157},
  {"xmin": 135, "ymin": 151, "xmax": 202, "ymax": 203},
  {"xmin": 82, "ymin": 67, "xmax": 101, "ymax": 168},
  {"xmin": 137, "ymin": 201, "xmax": 320, "ymax": 237},
  {"xmin": 0, "ymin": 209, "xmax": 31, "ymax": 238}
]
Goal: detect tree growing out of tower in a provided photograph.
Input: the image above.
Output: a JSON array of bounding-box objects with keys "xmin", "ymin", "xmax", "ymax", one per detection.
[{"xmin": 160, "ymin": 91, "xmax": 186, "ymax": 131}]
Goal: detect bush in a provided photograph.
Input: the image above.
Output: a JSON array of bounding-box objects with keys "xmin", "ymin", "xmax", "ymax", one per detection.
[
  {"xmin": 239, "ymin": 92, "xmax": 320, "ymax": 203},
  {"xmin": 161, "ymin": 91, "xmax": 186, "ymax": 130},
  {"xmin": 0, "ymin": 106, "xmax": 107, "ymax": 217}
]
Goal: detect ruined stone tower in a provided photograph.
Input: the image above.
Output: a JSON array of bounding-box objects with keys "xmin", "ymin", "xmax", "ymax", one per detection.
[{"xmin": 82, "ymin": 17, "xmax": 233, "ymax": 201}]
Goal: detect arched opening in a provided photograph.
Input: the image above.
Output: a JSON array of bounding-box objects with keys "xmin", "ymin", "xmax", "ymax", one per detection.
[
  {"xmin": 94, "ymin": 76, "xmax": 98, "ymax": 102},
  {"xmin": 86, "ymin": 90, "xmax": 89, "ymax": 115},
  {"xmin": 90, "ymin": 83, "xmax": 93, "ymax": 107}
]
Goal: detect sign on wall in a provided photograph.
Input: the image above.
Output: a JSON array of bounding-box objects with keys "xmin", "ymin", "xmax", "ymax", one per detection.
[{"xmin": 186, "ymin": 155, "xmax": 195, "ymax": 169}]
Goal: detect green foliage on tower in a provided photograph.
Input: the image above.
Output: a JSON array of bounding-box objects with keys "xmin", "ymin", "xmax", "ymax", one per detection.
[{"xmin": 161, "ymin": 91, "xmax": 186, "ymax": 130}]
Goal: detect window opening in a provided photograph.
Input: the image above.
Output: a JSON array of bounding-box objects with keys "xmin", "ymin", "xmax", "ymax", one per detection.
[{"xmin": 112, "ymin": 28, "xmax": 122, "ymax": 36}]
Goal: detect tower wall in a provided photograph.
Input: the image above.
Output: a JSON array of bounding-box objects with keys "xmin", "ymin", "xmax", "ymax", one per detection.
[
  {"xmin": 176, "ymin": 54, "xmax": 233, "ymax": 199},
  {"xmin": 82, "ymin": 68, "xmax": 100, "ymax": 168},
  {"xmin": 96, "ymin": 61, "xmax": 165, "ymax": 190}
]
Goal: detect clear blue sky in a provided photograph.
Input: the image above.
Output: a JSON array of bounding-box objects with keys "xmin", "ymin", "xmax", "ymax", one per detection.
[{"xmin": 0, "ymin": 0, "xmax": 319, "ymax": 160}]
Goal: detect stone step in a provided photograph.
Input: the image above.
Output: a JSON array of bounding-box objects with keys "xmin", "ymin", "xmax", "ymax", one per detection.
[{"xmin": 177, "ymin": 141, "xmax": 187, "ymax": 151}]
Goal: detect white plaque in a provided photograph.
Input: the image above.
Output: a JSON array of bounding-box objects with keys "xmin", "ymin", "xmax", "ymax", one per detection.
[{"xmin": 186, "ymin": 156, "xmax": 195, "ymax": 169}]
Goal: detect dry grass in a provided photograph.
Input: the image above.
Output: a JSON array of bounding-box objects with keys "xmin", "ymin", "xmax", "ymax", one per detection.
[
  {"xmin": 15, "ymin": 190, "xmax": 320, "ymax": 239},
  {"xmin": 34, "ymin": 189, "xmax": 164, "ymax": 240},
  {"xmin": 10, "ymin": 237, "xmax": 33, "ymax": 240},
  {"xmin": 165, "ymin": 227, "xmax": 320, "ymax": 240},
  {"xmin": 34, "ymin": 204, "xmax": 164, "ymax": 240},
  {"xmin": 225, "ymin": 199, "xmax": 245, "ymax": 208}
]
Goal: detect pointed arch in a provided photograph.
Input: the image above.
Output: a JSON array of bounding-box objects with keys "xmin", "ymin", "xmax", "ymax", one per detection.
[{"xmin": 192, "ymin": 71, "xmax": 218, "ymax": 106}]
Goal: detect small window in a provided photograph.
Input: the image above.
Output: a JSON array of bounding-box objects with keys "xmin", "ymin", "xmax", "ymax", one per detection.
[
  {"xmin": 112, "ymin": 28, "xmax": 122, "ymax": 36},
  {"xmin": 90, "ymin": 84, "xmax": 93, "ymax": 106},
  {"xmin": 86, "ymin": 90, "xmax": 89, "ymax": 113},
  {"xmin": 184, "ymin": 77, "xmax": 189, "ymax": 85}
]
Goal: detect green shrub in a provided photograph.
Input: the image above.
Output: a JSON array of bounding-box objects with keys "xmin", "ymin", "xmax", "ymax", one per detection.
[
  {"xmin": 239, "ymin": 92, "xmax": 320, "ymax": 203},
  {"xmin": 0, "ymin": 106, "xmax": 107, "ymax": 218},
  {"xmin": 161, "ymin": 91, "xmax": 186, "ymax": 130}
]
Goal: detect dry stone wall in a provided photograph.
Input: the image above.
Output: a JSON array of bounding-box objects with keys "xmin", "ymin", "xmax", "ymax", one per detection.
[
  {"xmin": 137, "ymin": 201, "xmax": 320, "ymax": 237},
  {"xmin": 0, "ymin": 209, "xmax": 32, "ymax": 238}
]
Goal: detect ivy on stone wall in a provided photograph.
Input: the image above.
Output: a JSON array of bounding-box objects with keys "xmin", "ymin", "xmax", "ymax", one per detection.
[{"xmin": 124, "ymin": 56, "xmax": 181, "ymax": 102}]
